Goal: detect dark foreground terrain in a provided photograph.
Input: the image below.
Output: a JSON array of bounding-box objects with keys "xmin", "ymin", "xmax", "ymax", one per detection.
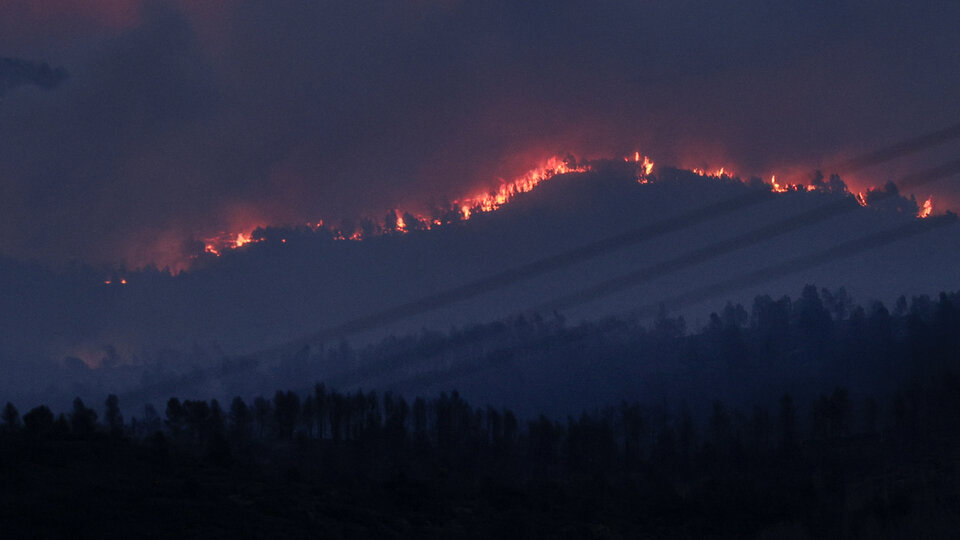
[{"xmin": 2, "ymin": 288, "xmax": 959, "ymax": 538}]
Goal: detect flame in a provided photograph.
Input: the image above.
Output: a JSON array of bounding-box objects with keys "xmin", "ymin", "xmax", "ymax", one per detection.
[
  {"xmin": 457, "ymin": 155, "xmax": 591, "ymax": 214},
  {"xmin": 691, "ymin": 166, "xmax": 730, "ymax": 179},
  {"xmin": 174, "ymin": 150, "xmax": 939, "ymax": 274},
  {"xmin": 201, "ymin": 228, "xmax": 264, "ymax": 257},
  {"xmin": 627, "ymin": 152, "xmax": 655, "ymax": 182},
  {"xmin": 189, "ymin": 154, "xmax": 594, "ymax": 262},
  {"xmin": 770, "ymin": 175, "xmax": 789, "ymax": 193},
  {"xmin": 234, "ymin": 232, "xmax": 253, "ymax": 247}
]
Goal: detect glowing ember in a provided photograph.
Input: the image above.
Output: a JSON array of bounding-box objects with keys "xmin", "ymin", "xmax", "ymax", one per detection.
[
  {"xmin": 918, "ymin": 197, "xmax": 933, "ymax": 218},
  {"xmin": 855, "ymin": 192, "xmax": 868, "ymax": 207}
]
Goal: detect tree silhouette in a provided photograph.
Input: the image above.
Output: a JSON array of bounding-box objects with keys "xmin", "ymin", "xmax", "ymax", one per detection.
[
  {"xmin": 70, "ymin": 397, "xmax": 98, "ymax": 438},
  {"xmin": 228, "ymin": 396, "xmax": 252, "ymax": 442},
  {"xmin": 141, "ymin": 404, "xmax": 162, "ymax": 436},
  {"xmin": 778, "ymin": 393, "xmax": 798, "ymax": 454},
  {"xmin": 23, "ymin": 405, "xmax": 54, "ymax": 437},
  {"xmin": 313, "ymin": 383, "xmax": 327, "ymax": 440},
  {"xmin": 273, "ymin": 390, "xmax": 300, "ymax": 440},
  {"xmin": 1, "ymin": 402, "xmax": 20, "ymax": 433},
  {"xmin": 104, "ymin": 394, "xmax": 123, "ymax": 437},
  {"xmin": 164, "ymin": 398, "xmax": 187, "ymax": 440},
  {"xmin": 253, "ymin": 396, "xmax": 271, "ymax": 439}
]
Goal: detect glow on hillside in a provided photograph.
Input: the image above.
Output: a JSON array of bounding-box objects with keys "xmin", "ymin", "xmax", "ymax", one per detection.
[
  {"xmin": 199, "ymin": 154, "xmax": 593, "ymax": 256},
  {"xmin": 188, "ymin": 151, "xmax": 937, "ymax": 269}
]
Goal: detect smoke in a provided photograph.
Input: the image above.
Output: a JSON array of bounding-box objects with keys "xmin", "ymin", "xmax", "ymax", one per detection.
[
  {"xmin": 0, "ymin": 57, "xmax": 68, "ymax": 95},
  {"xmin": 0, "ymin": 0, "xmax": 959, "ymax": 268}
]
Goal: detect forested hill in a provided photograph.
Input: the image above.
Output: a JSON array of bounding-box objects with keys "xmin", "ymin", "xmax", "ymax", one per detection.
[
  {"xmin": 3, "ymin": 164, "xmax": 959, "ymax": 411},
  {"xmin": 44, "ymin": 285, "xmax": 960, "ymax": 419}
]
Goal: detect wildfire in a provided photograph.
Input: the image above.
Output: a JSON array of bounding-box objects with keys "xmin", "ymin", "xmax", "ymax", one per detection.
[
  {"xmin": 626, "ymin": 152, "xmax": 655, "ymax": 182},
  {"xmin": 202, "ymin": 229, "xmax": 264, "ymax": 257},
  {"xmin": 691, "ymin": 167, "xmax": 730, "ymax": 178},
  {"xmin": 195, "ymin": 154, "xmax": 599, "ymax": 258},
  {"xmin": 185, "ymin": 150, "xmax": 939, "ymax": 270},
  {"xmin": 456, "ymin": 155, "xmax": 591, "ymax": 214},
  {"xmin": 234, "ymin": 232, "xmax": 251, "ymax": 247},
  {"xmin": 770, "ymin": 175, "xmax": 790, "ymax": 193}
]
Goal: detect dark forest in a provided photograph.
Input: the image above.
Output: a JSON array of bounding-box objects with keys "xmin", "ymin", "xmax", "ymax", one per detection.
[{"xmin": 3, "ymin": 288, "xmax": 958, "ymax": 538}]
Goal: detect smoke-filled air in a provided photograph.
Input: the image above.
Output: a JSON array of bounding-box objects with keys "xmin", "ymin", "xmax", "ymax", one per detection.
[
  {"xmin": 3, "ymin": 2, "xmax": 960, "ymax": 537},
  {"xmin": 1, "ymin": 0, "xmax": 958, "ymax": 269}
]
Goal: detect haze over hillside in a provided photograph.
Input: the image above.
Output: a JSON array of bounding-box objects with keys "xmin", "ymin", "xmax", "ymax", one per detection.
[{"xmin": 1, "ymin": 161, "xmax": 956, "ymax": 410}]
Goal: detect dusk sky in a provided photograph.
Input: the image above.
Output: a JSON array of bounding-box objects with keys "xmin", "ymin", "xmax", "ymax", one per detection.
[{"xmin": 1, "ymin": 1, "xmax": 958, "ymax": 268}]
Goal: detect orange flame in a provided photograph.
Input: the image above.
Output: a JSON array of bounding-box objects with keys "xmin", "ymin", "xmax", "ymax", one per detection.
[
  {"xmin": 457, "ymin": 155, "xmax": 591, "ymax": 214},
  {"xmin": 770, "ymin": 175, "xmax": 789, "ymax": 193},
  {"xmin": 201, "ymin": 228, "xmax": 263, "ymax": 257},
  {"xmin": 183, "ymin": 151, "xmax": 939, "ymax": 273},
  {"xmin": 234, "ymin": 232, "xmax": 253, "ymax": 247},
  {"xmin": 691, "ymin": 166, "xmax": 730, "ymax": 179}
]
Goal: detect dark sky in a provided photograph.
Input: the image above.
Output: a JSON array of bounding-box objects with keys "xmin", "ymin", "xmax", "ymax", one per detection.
[{"xmin": 1, "ymin": 0, "xmax": 958, "ymax": 269}]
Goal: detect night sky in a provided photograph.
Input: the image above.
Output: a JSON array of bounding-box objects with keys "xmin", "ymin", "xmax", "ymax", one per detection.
[{"xmin": 1, "ymin": 1, "xmax": 959, "ymax": 268}]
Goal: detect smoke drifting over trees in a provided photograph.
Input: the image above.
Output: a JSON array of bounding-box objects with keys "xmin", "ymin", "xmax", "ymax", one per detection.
[{"xmin": 2, "ymin": 287, "xmax": 959, "ymax": 537}]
